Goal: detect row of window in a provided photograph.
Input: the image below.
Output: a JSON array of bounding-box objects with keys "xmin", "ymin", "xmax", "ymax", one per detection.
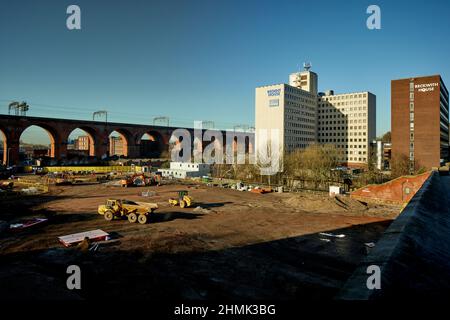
[
  {"xmin": 285, "ymin": 95, "xmax": 315, "ymax": 106},
  {"xmin": 285, "ymin": 101, "xmax": 316, "ymax": 112},
  {"xmin": 286, "ymin": 115, "xmax": 315, "ymax": 123},
  {"xmin": 285, "ymin": 129, "xmax": 315, "ymax": 136},
  {"xmin": 349, "ymin": 132, "xmax": 367, "ymax": 136},
  {"xmin": 319, "ymin": 106, "xmax": 367, "ymax": 113},
  {"xmin": 320, "ymin": 93, "xmax": 368, "ymax": 102},
  {"xmin": 409, "ymin": 81, "xmax": 415, "ymax": 164},
  {"xmin": 319, "ymin": 100, "xmax": 367, "ymax": 107},
  {"xmin": 318, "ymin": 132, "xmax": 367, "ymax": 138},
  {"xmin": 319, "ymin": 138, "xmax": 367, "ymax": 143},
  {"xmin": 319, "ymin": 132, "xmax": 367, "ymax": 137},
  {"xmin": 319, "ymin": 119, "xmax": 367, "ymax": 124},
  {"xmin": 285, "ymin": 86, "xmax": 315, "ymax": 99},
  {"xmin": 286, "ymin": 121, "xmax": 315, "ymax": 128},
  {"xmin": 286, "ymin": 136, "xmax": 315, "ymax": 142},
  {"xmin": 318, "ymin": 113, "xmax": 367, "ymax": 119},
  {"xmin": 348, "ymin": 157, "xmax": 367, "ymax": 162},
  {"xmin": 319, "ymin": 125, "xmax": 367, "ymax": 131},
  {"xmin": 319, "ymin": 119, "xmax": 367, "ymax": 126}
]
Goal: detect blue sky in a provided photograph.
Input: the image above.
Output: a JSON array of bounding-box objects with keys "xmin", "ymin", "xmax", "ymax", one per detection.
[{"xmin": 1, "ymin": 0, "xmax": 449, "ymax": 144}]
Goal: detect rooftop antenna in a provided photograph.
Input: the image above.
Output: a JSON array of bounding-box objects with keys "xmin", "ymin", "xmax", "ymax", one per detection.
[{"xmin": 303, "ymin": 62, "xmax": 312, "ymax": 71}]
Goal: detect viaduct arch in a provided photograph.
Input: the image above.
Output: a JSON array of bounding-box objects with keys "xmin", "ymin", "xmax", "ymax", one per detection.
[{"xmin": 0, "ymin": 115, "xmax": 254, "ymax": 166}]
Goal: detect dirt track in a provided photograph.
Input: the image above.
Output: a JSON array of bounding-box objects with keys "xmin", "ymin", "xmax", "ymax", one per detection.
[{"xmin": 0, "ymin": 182, "xmax": 401, "ymax": 300}]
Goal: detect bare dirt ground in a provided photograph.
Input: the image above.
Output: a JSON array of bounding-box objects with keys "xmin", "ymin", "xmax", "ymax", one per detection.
[{"xmin": 0, "ymin": 181, "xmax": 401, "ymax": 300}]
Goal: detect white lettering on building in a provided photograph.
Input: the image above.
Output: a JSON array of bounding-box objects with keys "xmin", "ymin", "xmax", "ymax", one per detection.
[{"xmin": 415, "ymin": 82, "xmax": 439, "ymax": 93}]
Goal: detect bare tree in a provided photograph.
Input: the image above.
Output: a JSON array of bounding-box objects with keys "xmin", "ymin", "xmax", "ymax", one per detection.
[
  {"xmin": 281, "ymin": 144, "xmax": 339, "ymax": 190},
  {"xmin": 391, "ymin": 153, "xmax": 410, "ymax": 178},
  {"xmin": 381, "ymin": 131, "xmax": 391, "ymax": 143}
]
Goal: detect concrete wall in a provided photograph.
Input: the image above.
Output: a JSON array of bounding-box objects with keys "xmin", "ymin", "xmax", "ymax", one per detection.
[
  {"xmin": 350, "ymin": 171, "xmax": 431, "ymax": 205},
  {"xmin": 338, "ymin": 172, "xmax": 450, "ymax": 299}
]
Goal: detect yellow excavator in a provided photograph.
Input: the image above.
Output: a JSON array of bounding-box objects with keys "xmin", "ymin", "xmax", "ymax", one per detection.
[{"xmin": 168, "ymin": 190, "xmax": 194, "ymax": 208}]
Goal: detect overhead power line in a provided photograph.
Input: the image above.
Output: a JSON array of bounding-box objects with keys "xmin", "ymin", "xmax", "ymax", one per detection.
[{"xmin": 0, "ymin": 98, "xmax": 252, "ymax": 130}]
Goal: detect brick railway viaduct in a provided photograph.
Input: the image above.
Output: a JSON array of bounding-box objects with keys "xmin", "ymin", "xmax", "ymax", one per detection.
[{"xmin": 0, "ymin": 115, "xmax": 254, "ymax": 165}]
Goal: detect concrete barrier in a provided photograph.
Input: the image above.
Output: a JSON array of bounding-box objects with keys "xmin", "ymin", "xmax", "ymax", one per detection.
[{"xmin": 338, "ymin": 171, "xmax": 450, "ymax": 299}]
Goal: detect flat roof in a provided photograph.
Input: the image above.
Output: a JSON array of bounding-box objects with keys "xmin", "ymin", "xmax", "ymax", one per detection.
[
  {"xmin": 255, "ymin": 83, "xmax": 285, "ymax": 89},
  {"xmin": 319, "ymin": 91, "xmax": 374, "ymax": 97},
  {"xmin": 256, "ymin": 83, "xmax": 315, "ymax": 96},
  {"xmin": 391, "ymin": 74, "xmax": 441, "ymax": 82}
]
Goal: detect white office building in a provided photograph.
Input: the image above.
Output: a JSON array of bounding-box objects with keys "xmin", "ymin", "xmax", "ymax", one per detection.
[
  {"xmin": 255, "ymin": 79, "xmax": 318, "ymax": 154},
  {"xmin": 318, "ymin": 91, "xmax": 376, "ymax": 165},
  {"xmin": 255, "ymin": 66, "xmax": 376, "ymax": 167}
]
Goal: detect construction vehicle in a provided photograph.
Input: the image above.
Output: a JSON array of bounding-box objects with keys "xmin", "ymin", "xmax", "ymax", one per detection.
[
  {"xmin": 0, "ymin": 181, "xmax": 13, "ymax": 190},
  {"xmin": 250, "ymin": 187, "xmax": 273, "ymax": 194},
  {"xmin": 98, "ymin": 199, "xmax": 158, "ymax": 224},
  {"xmin": 168, "ymin": 190, "xmax": 194, "ymax": 208},
  {"xmin": 120, "ymin": 173, "xmax": 161, "ymax": 187}
]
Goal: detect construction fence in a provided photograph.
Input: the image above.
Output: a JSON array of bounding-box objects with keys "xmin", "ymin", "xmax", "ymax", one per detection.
[{"xmin": 23, "ymin": 166, "xmax": 149, "ymax": 174}]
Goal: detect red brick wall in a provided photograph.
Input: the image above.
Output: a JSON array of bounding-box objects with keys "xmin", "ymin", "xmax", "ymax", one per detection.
[
  {"xmin": 391, "ymin": 75, "xmax": 441, "ymax": 169},
  {"xmin": 350, "ymin": 172, "xmax": 431, "ymax": 205}
]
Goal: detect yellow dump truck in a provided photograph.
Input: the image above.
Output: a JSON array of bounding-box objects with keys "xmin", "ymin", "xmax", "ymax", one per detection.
[{"xmin": 98, "ymin": 199, "xmax": 158, "ymax": 224}]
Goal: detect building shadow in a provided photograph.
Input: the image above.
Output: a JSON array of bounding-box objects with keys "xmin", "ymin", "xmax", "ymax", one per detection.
[
  {"xmin": 193, "ymin": 201, "xmax": 232, "ymax": 208},
  {"xmin": 151, "ymin": 211, "xmax": 204, "ymax": 223},
  {"xmin": 0, "ymin": 220, "xmax": 393, "ymax": 300}
]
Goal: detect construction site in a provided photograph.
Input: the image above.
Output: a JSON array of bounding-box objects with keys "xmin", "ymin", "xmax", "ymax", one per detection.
[
  {"xmin": 0, "ymin": 164, "xmax": 406, "ymax": 300},
  {"xmin": 2, "ymin": 0, "xmax": 450, "ymax": 307}
]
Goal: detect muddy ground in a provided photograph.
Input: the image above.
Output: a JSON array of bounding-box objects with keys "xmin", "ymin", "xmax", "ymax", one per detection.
[{"xmin": 0, "ymin": 181, "xmax": 401, "ymax": 300}]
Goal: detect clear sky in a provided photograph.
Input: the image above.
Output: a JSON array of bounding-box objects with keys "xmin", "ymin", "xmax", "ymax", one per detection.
[{"xmin": 1, "ymin": 0, "xmax": 449, "ymax": 144}]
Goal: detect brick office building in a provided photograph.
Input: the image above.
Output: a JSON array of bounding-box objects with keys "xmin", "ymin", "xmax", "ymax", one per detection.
[{"xmin": 391, "ymin": 75, "xmax": 449, "ymax": 171}]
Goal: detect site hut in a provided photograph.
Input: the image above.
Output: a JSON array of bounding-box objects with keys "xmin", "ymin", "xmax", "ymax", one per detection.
[
  {"xmin": 317, "ymin": 90, "xmax": 376, "ymax": 167},
  {"xmin": 255, "ymin": 68, "xmax": 318, "ymax": 158},
  {"xmin": 158, "ymin": 162, "xmax": 210, "ymax": 179},
  {"xmin": 391, "ymin": 75, "xmax": 449, "ymax": 171}
]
